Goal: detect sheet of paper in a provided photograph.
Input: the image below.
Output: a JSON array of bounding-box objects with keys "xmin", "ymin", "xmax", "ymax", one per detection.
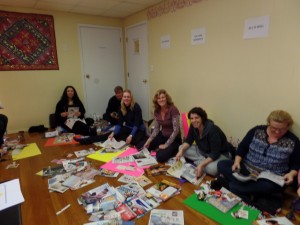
[
  {"xmin": 12, "ymin": 143, "xmax": 41, "ymax": 160},
  {"xmin": 0, "ymin": 179, "xmax": 24, "ymax": 211}
]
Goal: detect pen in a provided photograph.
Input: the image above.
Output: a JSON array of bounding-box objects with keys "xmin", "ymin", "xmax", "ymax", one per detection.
[{"xmin": 56, "ymin": 204, "xmax": 71, "ymax": 215}]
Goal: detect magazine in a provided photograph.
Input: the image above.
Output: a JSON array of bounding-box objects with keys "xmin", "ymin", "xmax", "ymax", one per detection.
[
  {"xmin": 232, "ymin": 170, "xmax": 285, "ymax": 187},
  {"xmin": 65, "ymin": 118, "xmax": 86, "ymax": 129},
  {"xmin": 132, "ymin": 148, "xmax": 158, "ymax": 167},
  {"xmin": 101, "ymin": 138, "xmax": 127, "ymax": 150},
  {"xmin": 98, "ymin": 168, "xmax": 119, "ymax": 177},
  {"xmin": 126, "ymin": 197, "xmax": 152, "ymax": 218},
  {"xmin": 148, "ymin": 209, "xmax": 184, "ymax": 225},
  {"xmin": 68, "ymin": 106, "xmax": 79, "ymax": 118},
  {"xmin": 167, "ymin": 159, "xmax": 206, "ymax": 185},
  {"xmin": 116, "ymin": 182, "xmax": 146, "ymax": 202},
  {"xmin": 115, "ymin": 203, "xmax": 137, "ymax": 221},
  {"xmin": 146, "ymin": 179, "xmax": 181, "ymax": 202},
  {"xmin": 112, "ymin": 155, "xmax": 134, "ymax": 164},
  {"xmin": 255, "ymin": 216, "xmax": 294, "ymax": 225},
  {"xmin": 135, "ymin": 175, "xmax": 152, "ymax": 187},
  {"xmin": 140, "ymin": 193, "xmax": 161, "ymax": 208},
  {"xmin": 48, "ymin": 180, "xmax": 69, "ymax": 193},
  {"xmin": 118, "ymin": 174, "xmax": 136, "ymax": 184},
  {"xmin": 145, "ymin": 164, "xmax": 170, "ymax": 176},
  {"xmin": 206, "ymin": 187, "xmax": 241, "ymax": 213},
  {"xmin": 80, "ymin": 183, "xmax": 115, "ymax": 205},
  {"xmin": 74, "ymin": 148, "xmax": 96, "ymax": 158}
]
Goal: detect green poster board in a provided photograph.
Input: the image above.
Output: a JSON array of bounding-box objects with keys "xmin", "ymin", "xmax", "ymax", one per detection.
[{"xmin": 183, "ymin": 193, "xmax": 260, "ymax": 225}]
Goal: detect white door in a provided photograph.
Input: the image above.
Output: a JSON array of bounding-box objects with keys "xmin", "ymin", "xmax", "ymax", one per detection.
[
  {"xmin": 79, "ymin": 25, "xmax": 125, "ymax": 117},
  {"xmin": 126, "ymin": 22, "xmax": 150, "ymax": 120}
]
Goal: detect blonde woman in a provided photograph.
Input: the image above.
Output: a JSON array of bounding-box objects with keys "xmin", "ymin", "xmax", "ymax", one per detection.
[
  {"xmin": 108, "ymin": 90, "xmax": 146, "ymax": 146},
  {"xmin": 218, "ymin": 110, "xmax": 300, "ymax": 204}
]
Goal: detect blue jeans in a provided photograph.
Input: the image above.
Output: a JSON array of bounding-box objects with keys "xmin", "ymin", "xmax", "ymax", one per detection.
[{"xmin": 217, "ymin": 159, "xmax": 283, "ymax": 203}]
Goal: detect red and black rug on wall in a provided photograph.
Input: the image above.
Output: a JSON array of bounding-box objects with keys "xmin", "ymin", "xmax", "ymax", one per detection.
[{"xmin": 0, "ymin": 10, "xmax": 59, "ymax": 71}]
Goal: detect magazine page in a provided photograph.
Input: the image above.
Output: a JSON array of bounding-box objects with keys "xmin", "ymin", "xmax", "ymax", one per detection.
[
  {"xmin": 101, "ymin": 138, "xmax": 127, "ymax": 150},
  {"xmin": 181, "ymin": 164, "xmax": 206, "ymax": 185},
  {"xmin": 146, "ymin": 180, "xmax": 181, "ymax": 202},
  {"xmin": 167, "ymin": 158, "xmax": 185, "ymax": 179},
  {"xmin": 74, "ymin": 148, "xmax": 96, "ymax": 158},
  {"xmin": 135, "ymin": 175, "xmax": 152, "ymax": 187},
  {"xmin": 256, "ymin": 216, "xmax": 294, "ymax": 225},
  {"xmin": 126, "ymin": 197, "xmax": 152, "ymax": 218},
  {"xmin": 145, "ymin": 164, "xmax": 170, "ymax": 176},
  {"xmin": 115, "ymin": 203, "xmax": 137, "ymax": 221},
  {"xmin": 148, "ymin": 209, "xmax": 184, "ymax": 225},
  {"xmin": 68, "ymin": 106, "xmax": 79, "ymax": 118},
  {"xmin": 206, "ymin": 187, "xmax": 241, "ymax": 213},
  {"xmin": 118, "ymin": 174, "xmax": 136, "ymax": 184},
  {"xmin": 112, "ymin": 155, "xmax": 134, "ymax": 164},
  {"xmin": 132, "ymin": 149, "xmax": 157, "ymax": 167},
  {"xmin": 257, "ymin": 171, "xmax": 285, "ymax": 187}
]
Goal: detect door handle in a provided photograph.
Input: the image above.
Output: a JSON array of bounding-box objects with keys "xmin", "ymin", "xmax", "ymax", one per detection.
[
  {"xmin": 142, "ymin": 79, "xmax": 147, "ymax": 83},
  {"xmin": 85, "ymin": 74, "xmax": 90, "ymax": 79}
]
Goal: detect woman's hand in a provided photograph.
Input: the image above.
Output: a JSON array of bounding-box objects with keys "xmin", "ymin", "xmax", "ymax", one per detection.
[
  {"xmin": 126, "ymin": 135, "xmax": 133, "ymax": 144},
  {"xmin": 60, "ymin": 112, "xmax": 68, "ymax": 118},
  {"xmin": 108, "ymin": 132, "xmax": 114, "ymax": 140},
  {"xmin": 297, "ymin": 187, "xmax": 300, "ymax": 196},
  {"xmin": 158, "ymin": 144, "xmax": 168, "ymax": 150},
  {"xmin": 175, "ymin": 149, "xmax": 183, "ymax": 161},
  {"xmin": 143, "ymin": 139, "xmax": 151, "ymax": 149},
  {"xmin": 232, "ymin": 156, "xmax": 242, "ymax": 172},
  {"xmin": 283, "ymin": 170, "xmax": 298, "ymax": 185},
  {"xmin": 74, "ymin": 111, "xmax": 81, "ymax": 117},
  {"xmin": 196, "ymin": 164, "xmax": 204, "ymax": 178},
  {"xmin": 231, "ymin": 161, "xmax": 240, "ymax": 172}
]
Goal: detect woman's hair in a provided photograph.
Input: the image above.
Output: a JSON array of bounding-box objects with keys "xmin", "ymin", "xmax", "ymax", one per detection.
[
  {"xmin": 188, "ymin": 107, "xmax": 208, "ymax": 123},
  {"xmin": 114, "ymin": 86, "xmax": 123, "ymax": 93},
  {"xmin": 60, "ymin": 85, "xmax": 81, "ymax": 104},
  {"xmin": 267, "ymin": 110, "xmax": 294, "ymax": 128},
  {"xmin": 152, "ymin": 89, "xmax": 174, "ymax": 113},
  {"xmin": 121, "ymin": 89, "xmax": 135, "ymax": 116}
]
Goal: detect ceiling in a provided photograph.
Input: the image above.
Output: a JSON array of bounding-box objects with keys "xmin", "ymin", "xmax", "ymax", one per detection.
[{"xmin": 0, "ymin": 0, "xmax": 163, "ymax": 18}]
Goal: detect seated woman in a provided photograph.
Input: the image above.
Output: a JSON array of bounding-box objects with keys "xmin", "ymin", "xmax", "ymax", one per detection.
[
  {"xmin": 175, "ymin": 107, "xmax": 230, "ymax": 177},
  {"xmin": 0, "ymin": 113, "xmax": 8, "ymax": 146},
  {"xmin": 143, "ymin": 89, "xmax": 182, "ymax": 162},
  {"xmin": 217, "ymin": 110, "xmax": 300, "ymax": 204},
  {"xmin": 108, "ymin": 89, "xmax": 146, "ymax": 147},
  {"xmin": 55, "ymin": 86, "xmax": 95, "ymax": 136}
]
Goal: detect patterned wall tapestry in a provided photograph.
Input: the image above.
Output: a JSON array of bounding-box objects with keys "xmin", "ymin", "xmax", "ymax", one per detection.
[{"xmin": 0, "ymin": 11, "xmax": 59, "ymax": 71}]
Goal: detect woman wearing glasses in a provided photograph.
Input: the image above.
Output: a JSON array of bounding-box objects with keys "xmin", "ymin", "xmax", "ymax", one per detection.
[{"xmin": 217, "ymin": 110, "xmax": 300, "ymax": 204}]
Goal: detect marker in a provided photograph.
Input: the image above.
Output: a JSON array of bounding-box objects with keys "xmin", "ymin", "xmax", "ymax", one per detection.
[{"xmin": 56, "ymin": 204, "xmax": 71, "ymax": 215}]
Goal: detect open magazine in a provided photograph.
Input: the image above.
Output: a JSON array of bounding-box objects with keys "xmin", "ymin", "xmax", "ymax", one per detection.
[
  {"xmin": 101, "ymin": 138, "xmax": 127, "ymax": 150},
  {"xmin": 68, "ymin": 107, "xmax": 79, "ymax": 118},
  {"xmin": 167, "ymin": 159, "xmax": 206, "ymax": 185},
  {"xmin": 132, "ymin": 149, "xmax": 157, "ymax": 167},
  {"xmin": 233, "ymin": 170, "xmax": 285, "ymax": 187}
]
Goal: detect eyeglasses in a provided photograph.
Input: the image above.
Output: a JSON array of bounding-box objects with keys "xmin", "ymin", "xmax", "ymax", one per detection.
[{"xmin": 269, "ymin": 125, "xmax": 288, "ymax": 133}]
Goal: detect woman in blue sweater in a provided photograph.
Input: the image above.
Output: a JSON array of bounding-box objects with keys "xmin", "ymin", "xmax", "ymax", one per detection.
[{"xmin": 217, "ymin": 110, "xmax": 300, "ymax": 203}]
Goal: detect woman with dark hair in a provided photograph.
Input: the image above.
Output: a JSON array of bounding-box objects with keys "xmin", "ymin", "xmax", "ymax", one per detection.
[
  {"xmin": 175, "ymin": 107, "xmax": 230, "ymax": 177},
  {"xmin": 0, "ymin": 114, "xmax": 8, "ymax": 146},
  {"xmin": 143, "ymin": 89, "xmax": 182, "ymax": 162},
  {"xmin": 108, "ymin": 90, "xmax": 146, "ymax": 146},
  {"xmin": 55, "ymin": 86, "xmax": 95, "ymax": 136}
]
